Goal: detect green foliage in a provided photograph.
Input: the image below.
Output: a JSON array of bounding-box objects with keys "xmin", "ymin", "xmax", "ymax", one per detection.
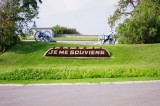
[
  {"xmin": 0, "ymin": 42, "xmax": 160, "ymax": 81},
  {"xmin": 53, "ymin": 25, "xmax": 80, "ymax": 34},
  {"xmin": 0, "ymin": 0, "xmax": 19, "ymax": 52},
  {"xmin": 0, "ymin": 67, "xmax": 159, "ymax": 80},
  {"xmin": 109, "ymin": 0, "xmax": 160, "ymax": 43},
  {"xmin": 108, "ymin": 0, "xmax": 140, "ymax": 30},
  {"xmin": 0, "ymin": 0, "xmax": 42, "ymax": 52}
]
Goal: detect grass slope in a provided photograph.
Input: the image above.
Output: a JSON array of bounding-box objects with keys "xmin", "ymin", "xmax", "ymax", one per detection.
[{"xmin": 0, "ymin": 42, "xmax": 160, "ymax": 83}]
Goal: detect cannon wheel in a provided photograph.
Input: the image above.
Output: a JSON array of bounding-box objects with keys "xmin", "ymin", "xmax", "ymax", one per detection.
[
  {"xmin": 109, "ymin": 34, "xmax": 116, "ymax": 44},
  {"xmin": 43, "ymin": 31, "xmax": 52, "ymax": 42},
  {"xmin": 100, "ymin": 34, "xmax": 116, "ymax": 45},
  {"xmin": 34, "ymin": 31, "xmax": 43, "ymax": 42},
  {"xmin": 44, "ymin": 31, "xmax": 51, "ymax": 38}
]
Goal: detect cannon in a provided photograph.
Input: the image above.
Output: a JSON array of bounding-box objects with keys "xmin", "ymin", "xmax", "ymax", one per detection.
[
  {"xmin": 34, "ymin": 30, "xmax": 53, "ymax": 42},
  {"xmin": 99, "ymin": 32, "xmax": 116, "ymax": 44}
]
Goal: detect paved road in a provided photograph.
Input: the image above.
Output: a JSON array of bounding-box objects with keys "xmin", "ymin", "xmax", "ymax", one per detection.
[{"xmin": 0, "ymin": 83, "xmax": 160, "ymax": 106}]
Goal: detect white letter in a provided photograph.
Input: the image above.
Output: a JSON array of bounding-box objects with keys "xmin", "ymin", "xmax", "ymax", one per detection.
[{"xmin": 48, "ymin": 50, "xmax": 53, "ymax": 54}]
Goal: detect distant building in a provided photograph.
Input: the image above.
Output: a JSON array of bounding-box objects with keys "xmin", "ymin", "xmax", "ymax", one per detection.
[{"xmin": 31, "ymin": 21, "xmax": 55, "ymax": 38}]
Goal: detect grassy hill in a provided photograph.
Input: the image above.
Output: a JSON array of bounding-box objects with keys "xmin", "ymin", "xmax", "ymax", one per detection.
[{"xmin": 0, "ymin": 42, "xmax": 160, "ymax": 83}]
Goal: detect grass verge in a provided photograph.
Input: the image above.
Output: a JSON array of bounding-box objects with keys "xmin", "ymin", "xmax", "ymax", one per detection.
[
  {"xmin": 0, "ymin": 67, "xmax": 160, "ymax": 80},
  {"xmin": 0, "ymin": 77, "xmax": 160, "ymax": 84}
]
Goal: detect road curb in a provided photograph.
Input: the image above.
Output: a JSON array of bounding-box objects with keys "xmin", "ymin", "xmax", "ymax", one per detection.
[{"xmin": 0, "ymin": 80, "xmax": 160, "ymax": 86}]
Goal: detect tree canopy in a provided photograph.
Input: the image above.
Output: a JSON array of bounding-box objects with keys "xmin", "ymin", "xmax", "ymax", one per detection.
[
  {"xmin": 108, "ymin": 0, "xmax": 160, "ymax": 44},
  {"xmin": 53, "ymin": 25, "xmax": 80, "ymax": 35},
  {"xmin": 0, "ymin": 0, "xmax": 42, "ymax": 52}
]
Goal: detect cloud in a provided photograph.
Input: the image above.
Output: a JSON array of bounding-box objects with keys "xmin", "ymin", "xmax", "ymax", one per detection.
[
  {"xmin": 39, "ymin": 0, "xmax": 91, "ymax": 14},
  {"xmin": 36, "ymin": 0, "xmax": 118, "ymax": 34}
]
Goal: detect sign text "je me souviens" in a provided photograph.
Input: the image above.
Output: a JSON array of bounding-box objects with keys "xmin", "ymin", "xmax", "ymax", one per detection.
[{"xmin": 45, "ymin": 47, "xmax": 110, "ymax": 57}]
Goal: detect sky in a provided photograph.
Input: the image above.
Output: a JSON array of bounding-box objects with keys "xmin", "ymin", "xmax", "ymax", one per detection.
[{"xmin": 33, "ymin": 0, "xmax": 118, "ymax": 35}]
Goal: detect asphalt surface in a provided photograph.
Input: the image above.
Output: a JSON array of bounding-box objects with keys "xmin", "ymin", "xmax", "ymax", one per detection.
[{"xmin": 0, "ymin": 82, "xmax": 160, "ymax": 106}]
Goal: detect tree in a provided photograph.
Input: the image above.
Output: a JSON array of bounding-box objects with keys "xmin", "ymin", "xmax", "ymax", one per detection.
[
  {"xmin": 108, "ymin": 0, "xmax": 140, "ymax": 29},
  {"xmin": 53, "ymin": 25, "xmax": 80, "ymax": 34},
  {"xmin": 0, "ymin": 0, "xmax": 42, "ymax": 52},
  {"xmin": 108, "ymin": 0, "xmax": 160, "ymax": 44}
]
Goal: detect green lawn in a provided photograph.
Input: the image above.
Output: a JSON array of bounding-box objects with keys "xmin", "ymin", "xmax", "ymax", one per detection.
[
  {"xmin": 54, "ymin": 36, "xmax": 98, "ymax": 41},
  {"xmin": 22, "ymin": 35, "xmax": 98, "ymax": 41},
  {"xmin": 0, "ymin": 42, "xmax": 160, "ymax": 83}
]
